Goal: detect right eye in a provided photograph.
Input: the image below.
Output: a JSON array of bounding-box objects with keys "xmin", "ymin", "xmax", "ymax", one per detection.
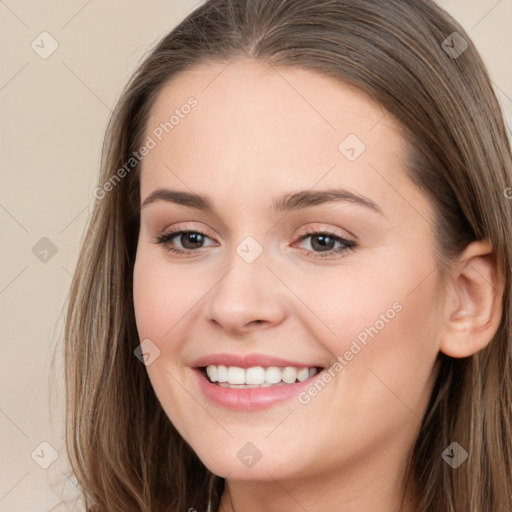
[{"xmin": 154, "ymin": 228, "xmax": 218, "ymax": 255}]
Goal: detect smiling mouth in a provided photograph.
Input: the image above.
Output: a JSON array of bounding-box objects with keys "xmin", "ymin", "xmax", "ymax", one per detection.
[{"xmin": 199, "ymin": 364, "xmax": 323, "ymax": 389}]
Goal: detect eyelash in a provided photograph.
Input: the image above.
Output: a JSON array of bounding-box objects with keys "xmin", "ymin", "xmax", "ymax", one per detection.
[{"xmin": 153, "ymin": 227, "xmax": 356, "ymax": 259}]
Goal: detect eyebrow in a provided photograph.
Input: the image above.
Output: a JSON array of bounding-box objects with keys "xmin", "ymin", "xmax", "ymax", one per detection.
[{"xmin": 141, "ymin": 187, "xmax": 383, "ymax": 215}]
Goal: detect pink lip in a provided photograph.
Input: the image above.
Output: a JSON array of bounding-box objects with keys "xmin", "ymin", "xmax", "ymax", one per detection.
[
  {"xmin": 191, "ymin": 352, "xmax": 320, "ymax": 369},
  {"xmin": 193, "ymin": 368, "xmax": 322, "ymax": 411}
]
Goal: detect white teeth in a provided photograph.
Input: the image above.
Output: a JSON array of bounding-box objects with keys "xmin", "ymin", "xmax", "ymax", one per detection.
[
  {"xmin": 245, "ymin": 366, "xmax": 266, "ymax": 384},
  {"xmin": 297, "ymin": 368, "xmax": 310, "ymax": 382},
  {"xmin": 265, "ymin": 366, "xmax": 282, "ymax": 384},
  {"xmin": 204, "ymin": 364, "xmax": 319, "ymax": 386},
  {"xmin": 206, "ymin": 365, "xmax": 218, "ymax": 382},
  {"xmin": 282, "ymin": 367, "xmax": 297, "ymax": 384},
  {"xmin": 227, "ymin": 366, "xmax": 245, "ymax": 385},
  {"xmin": 217, "ymin": 365, "xmax": 228, "ymax": 383}
]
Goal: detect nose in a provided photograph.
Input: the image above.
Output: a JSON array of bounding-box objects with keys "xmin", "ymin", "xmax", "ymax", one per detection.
[{"xmin": 205, "ymin": 255, "xmax": 288, "ymax": 336}]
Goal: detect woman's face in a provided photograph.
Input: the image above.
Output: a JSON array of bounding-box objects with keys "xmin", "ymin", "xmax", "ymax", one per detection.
[{"xmin": 133, "ymin": 59, "xmax": 444, "ymax": 490}]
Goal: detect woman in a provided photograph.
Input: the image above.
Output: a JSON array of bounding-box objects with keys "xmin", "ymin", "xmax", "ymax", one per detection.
[{"xmin": 64, "ymin": 0, "xmax": 512, "ymax": 510}]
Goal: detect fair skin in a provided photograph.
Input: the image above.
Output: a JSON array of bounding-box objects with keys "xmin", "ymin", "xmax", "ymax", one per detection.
[{"xmin": 132, "ymin": 59, "xmax": 502, "ymax": 512}]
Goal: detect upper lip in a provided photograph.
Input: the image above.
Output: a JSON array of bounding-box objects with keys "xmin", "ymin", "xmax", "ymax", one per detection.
[{"xmin": 191, "ymin": 353, "xmax": 323, "ymax": 369}]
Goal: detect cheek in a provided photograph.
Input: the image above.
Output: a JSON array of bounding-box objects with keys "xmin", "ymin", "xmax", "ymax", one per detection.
[
  {"xmin": 330, "ymin": 275, "xmax": 440, "ymax": 419},
  {"xmin": 132, "ymin": 253, "xmax": 201, "ymax": 433},
  {"xmin": 301, "ymin": 257, "xmax": 441, "ymax": 408},
  {"xmin": 133, "ymin": 252, "xmax": 200, "ymax": 341},
  {"xmin": 291, "ymin": 262, "xmax": 409, "ymax": 346}
]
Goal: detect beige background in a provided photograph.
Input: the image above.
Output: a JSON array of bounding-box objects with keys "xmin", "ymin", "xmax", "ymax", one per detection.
[{"xmin": 1, "ymin": 1, "xmax": 511, "ymax": 510}]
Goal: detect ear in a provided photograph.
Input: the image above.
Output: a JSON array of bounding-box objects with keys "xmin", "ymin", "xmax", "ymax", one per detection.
[{"xmin": 439, "ymin": 240, "xmax": 504, "ymax": 358}]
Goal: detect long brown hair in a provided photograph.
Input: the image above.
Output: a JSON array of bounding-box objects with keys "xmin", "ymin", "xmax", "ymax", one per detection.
[{"xmin": 63, "ymin": 1, "xmax": 512, "ymax": 510}]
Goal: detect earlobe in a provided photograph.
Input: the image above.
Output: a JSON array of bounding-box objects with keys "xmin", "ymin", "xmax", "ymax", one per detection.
[{"xmin": 439, "ymin": 240, "xmax": 503, "ymax": 359}]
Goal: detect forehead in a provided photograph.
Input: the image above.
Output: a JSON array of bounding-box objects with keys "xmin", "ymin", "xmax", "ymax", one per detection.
[
  {"xmin": 145, "ymin": 58, "xmax": 401, "ymax": 140},
  {"xmin": 140, "ymin": 59, "xmax": 412, "ymax": 211}
]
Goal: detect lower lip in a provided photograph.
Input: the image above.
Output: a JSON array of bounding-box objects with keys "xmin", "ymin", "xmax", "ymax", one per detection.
[{"xmin": 194, "ymin": 368, "xmax": 322, "ymax": 411}]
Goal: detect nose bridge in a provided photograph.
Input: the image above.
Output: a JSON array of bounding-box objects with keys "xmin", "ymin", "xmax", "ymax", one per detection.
[{"xmin": 205, "ymin": 239, "xmax": 287, "ymax": 332}]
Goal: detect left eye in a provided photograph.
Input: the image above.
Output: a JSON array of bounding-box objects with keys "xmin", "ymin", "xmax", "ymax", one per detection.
[
  {"xmin": 154, "ymin": 229, "xmax": 356, "ymax": 258},
  {"xmin": 293, "ymin": 231, "xmax": 356, "ymax": 257}
]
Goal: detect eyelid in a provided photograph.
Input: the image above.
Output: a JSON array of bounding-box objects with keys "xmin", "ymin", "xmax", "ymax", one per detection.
[
  {"xmin": 154, "ymin": 222, "xmax": 356, "ymax": 258},
  {"xmin": 157, "ymin": 222, "xmax": 217, "ymax": 240},
  {"xmin": 291, "ymin": 226, "xmax": 356, "ymax": 257},
  {"xmin": 294, "ymin": 224, "xmax": 355, "ymax": 244},
  {"xmin": 296, "ymin": 224, "xmax": 350, "ymax": 238},
  {"xmin": 156, "ymin": 226, "xmax": 217, "ymax": 245},
  {"xmin": 155, "ymin": 221, "xmax": 352, "ymax": 240}
]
